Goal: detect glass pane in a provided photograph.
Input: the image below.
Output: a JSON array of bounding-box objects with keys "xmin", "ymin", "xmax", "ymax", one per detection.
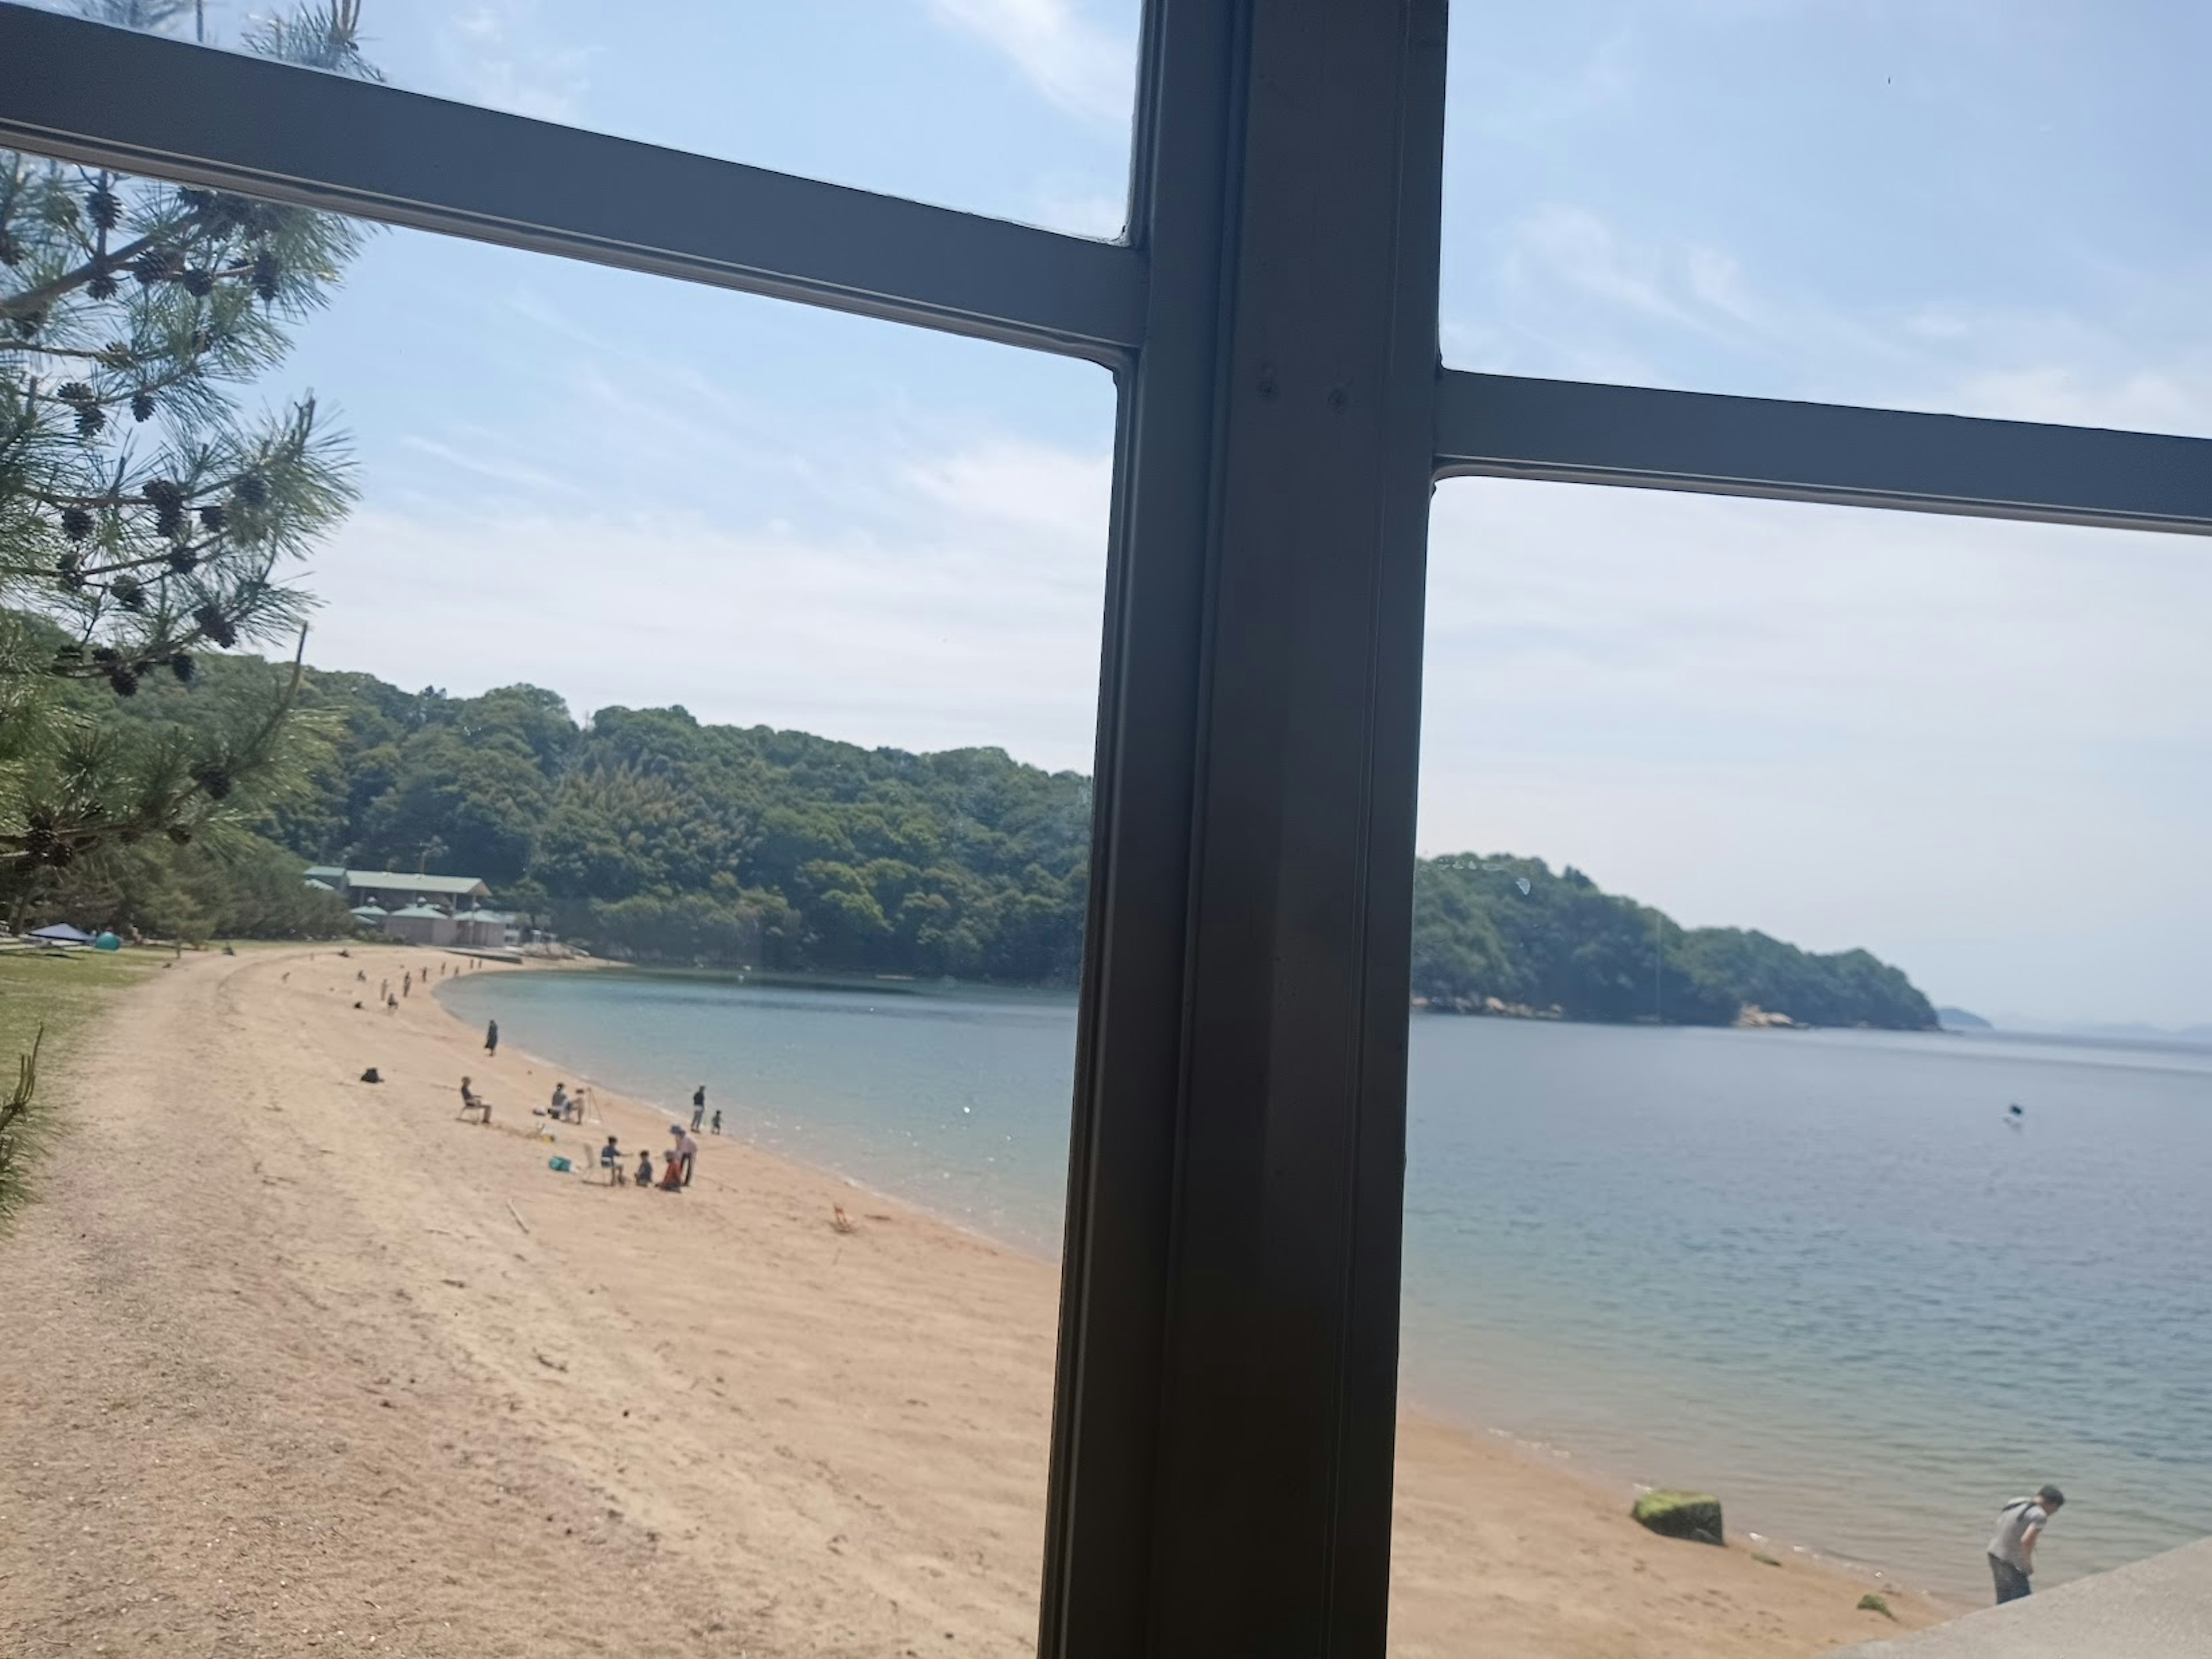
[
  {"xmin": 0, "ymin": 147, "xmax": 1112, "ymax": 1653},
  {"xmin": 1442, "ymin": 3, "xmax": 2212, "ymax": 437},
  {"xmin": 15, "ymin": 0, "xmax": 1139, "ymax": 236},
  {"xmin": 1392, "ymin": 479, "xmax": 2212, "ymax": 1653}
]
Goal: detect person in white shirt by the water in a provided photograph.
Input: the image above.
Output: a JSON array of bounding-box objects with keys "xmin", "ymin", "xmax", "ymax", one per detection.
[{"xmin": 1986, "ymin": 1484, "xmax": 2065, "ymax": 1604}]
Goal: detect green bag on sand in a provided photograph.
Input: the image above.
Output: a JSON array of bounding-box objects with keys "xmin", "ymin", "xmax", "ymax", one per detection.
[{"xmin": 547, "ymin": 1156, "xmax": 574, "ymax": 1173}]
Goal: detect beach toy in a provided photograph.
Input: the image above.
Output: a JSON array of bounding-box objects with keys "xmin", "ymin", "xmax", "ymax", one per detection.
[
  {"xmin": 93, "ymin": 931, "xmax": 121, "ymax": 951},
  {"xmin": 547, "ymin": 1156, "xmax": 574, "ymax": 1173}
]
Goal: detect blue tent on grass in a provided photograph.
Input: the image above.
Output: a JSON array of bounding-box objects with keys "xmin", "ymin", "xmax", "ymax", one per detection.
[{"xmin": 28, "ymin": 923, "xmax": 94, "ymax": 945}]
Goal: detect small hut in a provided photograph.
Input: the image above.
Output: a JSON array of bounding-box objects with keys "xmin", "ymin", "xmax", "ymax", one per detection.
[{"xmin": 383, "ymin": 903, "xmax": 456, "ymax": 948}]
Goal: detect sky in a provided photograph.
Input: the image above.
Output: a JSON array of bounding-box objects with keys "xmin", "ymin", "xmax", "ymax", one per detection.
[{"xmin": 37, "ymin": 0, "xmax": 2212, "ymax": 1027}]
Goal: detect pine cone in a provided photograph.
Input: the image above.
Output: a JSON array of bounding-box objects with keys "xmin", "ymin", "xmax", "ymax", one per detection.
[
  {"xmin": 170, "ymin": 652, "xmax": 195, "ymax": 683},
  {"xmin": 132, "ymin": 390, "xmax": 157, "ymax": 423},
  {"xmin": 142, "ymin": 479, "xmax": 184, "ymax": 507},
  {"xmin": 198, "ymin": 503, "xmax": 226, "ymax": 533},
  {"xmin": 191, "ymin": 605, "xmax": 238, "ymax": 649},
  {"xmin": 0, "ymin": 230, "xmax": 18, "ymax": 266},
  {"xmin": 252, "ymin": 249, "xmax": 281, "ymax": 304},
  {"xmin": 132, "ymin": 248, "xmax": 172, "ymax": 286},
  {"xmin": 88, "ymin": 270, "xmax": 119, "ymax": 301},
  {"xmin": 192, "ymin": 764, "xmax": 234, "ymax": 801},
  {"xmin": 108, "ymin": 665, "xmax": 139, "ymax": 696},
  {"xmin": 180, "ymin": 268, "xmax": 215, "ymax": 298},
  {"xmin": 156, "ymin": 502, "xmax": 185, "ymax": 539},
  {"xmin": 233, "ymin": 474, "xmax": 269, "ymax": 508},
  {"xmin": 86, "ymin": 184, "xmax": 121, "ymax": 229},
  {"xmin": 60, "ymin": 508, "xmax": 93, "ymax": 541},
  {"xmin": 166, "ymin": 547, "xmax": 199, "ymax": 574},
  {"xmin": 112, "ymin": 576, "xmax": 147, "ymax": 612},
  {"xmin": 12, "ymin": 310, "xmax": 42, "ymax": 339},
  {"xmin": 75, "ymin": 404, "xmax": 106, "ymax": 438},
  {"xmin": 56, "ymin": 382, "xmax": 94, "ymax": 404}
]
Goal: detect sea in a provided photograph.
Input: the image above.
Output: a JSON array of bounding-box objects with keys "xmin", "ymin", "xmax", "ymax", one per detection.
[{"xmin": 439, "ymin": 968, "xmax": 2212, "ymax": 1603}]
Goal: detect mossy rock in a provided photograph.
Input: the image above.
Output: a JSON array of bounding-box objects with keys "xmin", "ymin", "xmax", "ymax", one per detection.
[{"xmin": 1631, "ymin": 1490, "xmax": 1724, "ymax": 1545}]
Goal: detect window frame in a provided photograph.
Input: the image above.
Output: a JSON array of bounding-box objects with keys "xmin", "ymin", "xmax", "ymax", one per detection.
[{"xmin": 5, "ymin": 2, "xmax": 2205, "ymax": 1653}]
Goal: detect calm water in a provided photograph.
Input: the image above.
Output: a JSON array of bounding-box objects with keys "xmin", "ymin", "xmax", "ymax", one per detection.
[{"xmin": 442, "ymin": 970, "xmax": 2212, "ymax": 1600}]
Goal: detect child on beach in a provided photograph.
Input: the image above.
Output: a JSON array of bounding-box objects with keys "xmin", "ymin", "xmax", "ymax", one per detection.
[
  {"xmin": 600, "ymin": 1136, "xmax": 623, "ymax": 1185},
  {"xmin": 710, "ymin": 1108, "xmax": 722, "ymax": 1135},
  {"xmin": 635, "ymin": 1150, "xmax": 654, "ymax": 1190}
]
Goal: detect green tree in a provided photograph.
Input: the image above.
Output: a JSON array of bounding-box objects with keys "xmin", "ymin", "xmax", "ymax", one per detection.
[{"xmin": 0, "ymin": 0, "xmax": 373, "ymax": 876}]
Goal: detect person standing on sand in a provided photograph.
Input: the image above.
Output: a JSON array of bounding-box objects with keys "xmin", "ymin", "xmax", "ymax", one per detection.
[
  {"xmin": 691, "ymin": 1085, "xmax": 707, "ymax": 1132},
  {"xmin": 1987, "ymin": 1484, "xmax": 2065, "ymax": 1604},
  {"xmin": 484, "ymin": 1018, "xmax": 499, "ymax": 1056},
  {"xmin": 670, "ymin": 1123, "xmax": 699, "ymax": 1187},
  {"xmin": 710, "ymin": 1108, "xmax": 722, "ymax": 1136}
]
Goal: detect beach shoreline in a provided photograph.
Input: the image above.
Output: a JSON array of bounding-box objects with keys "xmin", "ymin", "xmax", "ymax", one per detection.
[{"xmin": 0, "ymin": 942, "xmax": 1951, "ymax": 1656}]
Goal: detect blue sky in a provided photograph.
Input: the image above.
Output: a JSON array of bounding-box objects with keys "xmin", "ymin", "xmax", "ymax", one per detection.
[{"xmin": 52, "ymin": 0, "xmax": 2211, "ymax": 1026}]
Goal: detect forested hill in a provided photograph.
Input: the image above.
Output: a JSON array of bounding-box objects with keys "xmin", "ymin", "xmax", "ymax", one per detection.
[
  {"xmin": 1412, "ymin": 857, "xmax": 1937, "ymax": 1030},
  {"xmin": 82, "ymin": 650, "xmax": 1936, "ymax": 1028}
]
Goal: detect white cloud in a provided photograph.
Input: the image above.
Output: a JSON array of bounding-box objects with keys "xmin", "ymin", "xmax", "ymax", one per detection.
[
  {"xmin": 925, "ymin": 0, "xmax": 1136, "ymax": 128},
  {"xmin": 440, "ymin": 2, "xmax": 593, "ymax": 123},
  {"xmin": 1031, "ymin": 185, "xmax": 1128, "ymax": 240},
  {"xmin": 303, "ymin": 433, "xmax": 1112, "ymax": 770},
  {"xmin": 1417, "ymin": 480, "xmax": 2212, "ymax": 1025}
]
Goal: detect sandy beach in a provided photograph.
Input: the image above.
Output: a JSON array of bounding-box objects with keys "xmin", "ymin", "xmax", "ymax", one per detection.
[{"xmin": 0, "ymin": 945, "xmax": 1946, "ymax": 1657}]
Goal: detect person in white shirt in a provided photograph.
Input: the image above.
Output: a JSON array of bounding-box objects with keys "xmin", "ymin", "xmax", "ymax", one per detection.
[{"xmin": 1986, "ymin": 1484, "xmax": 2065, "ymax": 1604}]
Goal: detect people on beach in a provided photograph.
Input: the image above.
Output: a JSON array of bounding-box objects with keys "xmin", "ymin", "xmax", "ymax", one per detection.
[
  {"xmin": 551, "ymin": 1082, "xmax": 570, "ymax": 1122},
  {"xmin": 1987, "ymin": 1484, "xmax": 2064, "ymax": 1604},
  {"xmin": 658, "ymin": 1146, "xmax": 685, "ymax": 1191},
  {"xmin": 600, "ymin": 1135, "xmax": 623, "ymax": 1185},
  {"xmin": 458, "ymin": 1077, "xmax": 490, "ymax": 1124},
  {"xmin": 669, "ymin": 1123, "xmax": 699, "ymax": 1187},
  {"xmin": 691, "ymin": 1085, "xmax": 707, "ymax": 1132},
  {"xmin": 484, "ymin": 1018, "xmax": 499, "ymax": 1056},
  {"xmin": 635, "ymin": 1149, "xmax": 654, "ymax": 1189},
  {"xmin": 710, "ymin": 1108, "xmax": 722, "ymax": 1136}
]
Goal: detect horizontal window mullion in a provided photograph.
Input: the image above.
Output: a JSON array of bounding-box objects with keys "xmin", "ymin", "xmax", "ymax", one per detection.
[
  {"xmin": 1437, "ymin": 370, "xmax": 2212, "ymax": 536},
  {"xmin": 0, "ymin": 6, "xmax": 1145, "ymax": 361}
]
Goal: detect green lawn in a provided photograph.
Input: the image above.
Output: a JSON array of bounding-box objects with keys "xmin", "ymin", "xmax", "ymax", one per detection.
[
  {"xmin": 0, "ymin": 945, "xmax": 167, "ymax": 1224},
  {"xmin": 0, "ymin": 945, "xmax": 166, "ymax": 1063}
]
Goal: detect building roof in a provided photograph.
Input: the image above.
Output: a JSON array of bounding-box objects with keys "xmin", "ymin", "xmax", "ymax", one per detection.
[
  {"xmin": 341, "ymin": 871, "xmax": 490, "ymax": 897},
  {"xmin": 304, "ymin": 877, "xmax": 335, "ymax": 892},
  {"xmin": 388, "ymin": 903, "xmax": 449, "ymax": 920},
  {"xmin": 350, "ymin": 904, "xmax": 388, "ymax": 919},
  {"xmin": 304, "ymin": 865, "xmax": 346, "ymax": 884}
]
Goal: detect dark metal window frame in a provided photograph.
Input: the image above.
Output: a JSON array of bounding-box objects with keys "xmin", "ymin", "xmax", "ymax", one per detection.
[{"xmin": 6, "ymin": 3, "xmax": 2205, "ymax": 1652}]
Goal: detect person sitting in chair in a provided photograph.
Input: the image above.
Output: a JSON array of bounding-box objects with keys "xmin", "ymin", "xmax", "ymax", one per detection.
[{"xmin": 458, "ymin": 1076, "xmax": 490, "ymax": 1124}]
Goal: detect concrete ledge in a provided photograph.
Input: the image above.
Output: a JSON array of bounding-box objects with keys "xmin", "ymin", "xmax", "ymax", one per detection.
[{"xmin": 1831, "ymin": 1537, "xmax": 2212, "ymax": 1659}]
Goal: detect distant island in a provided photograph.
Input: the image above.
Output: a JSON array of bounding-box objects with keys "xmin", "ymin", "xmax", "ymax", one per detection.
[
  {"xmin": 61, "ymin": 650, "xmax": 1938, "ymax": 1029},
  {"xmin": 1413, "ymin": 857, "xmax": 1937, "ymax": 1031},
  {"xmin": 1937, "ymin": 1006, "xmax": 1993, "ymax": 1031}
]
